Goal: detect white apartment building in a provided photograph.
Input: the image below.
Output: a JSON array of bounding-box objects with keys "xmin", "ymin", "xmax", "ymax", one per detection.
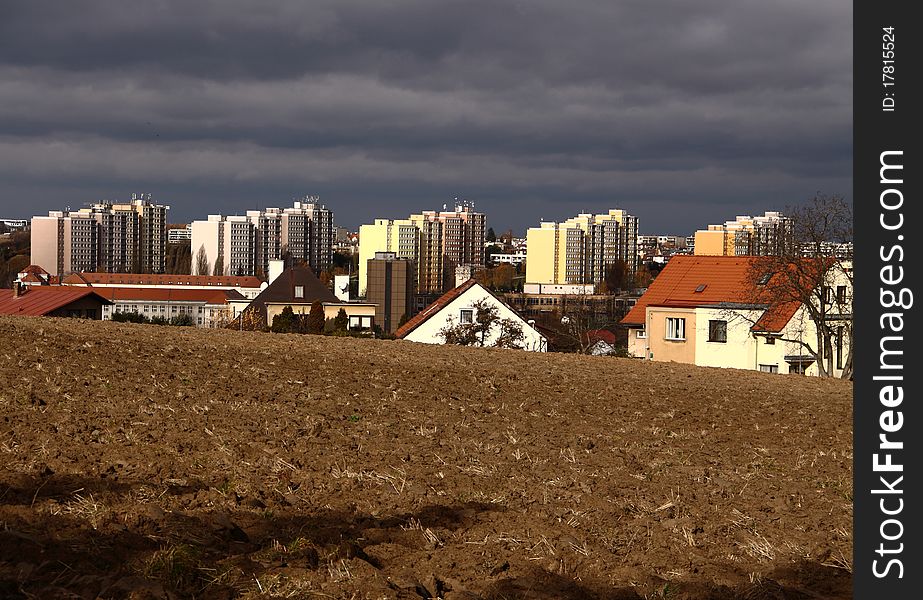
[{"xmin": 191, "ymin": 198, "xmax": 334, "ymax": 277}]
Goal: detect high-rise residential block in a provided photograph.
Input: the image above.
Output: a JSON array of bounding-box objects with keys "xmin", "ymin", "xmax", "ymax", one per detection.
[
  {"xmin": 191, "ymin": 197, "xmax": 334, "ymax": 278},
  {"xmin": 30, "ymin": 195, "xmax": 168, "ymax": 276},
  {"xmin": 358, "ymin": 201, "xmax": 486, "ymax": 298},
  {"xmin": 693, "ymin": 211, "xmax": 794, "ymax": 257},
  {"xmin": 525, "ymin": 209, "xmax": 638, "ymax": 287}
]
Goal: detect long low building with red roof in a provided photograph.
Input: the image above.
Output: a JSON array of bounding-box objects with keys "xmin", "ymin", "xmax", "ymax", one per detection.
[
  {"xmin": 59, "ymin": 271, "xmax": 265, "ymax": 299},
  {"xmin": 95, "ymin": 287, "xmax": 249, "ymax": 327},
  {"xmin": 620, "ymin": 255, "xmax": 851, "ymax": 376},
  {"xmin": 11, "ymin": 265, "xmax": 253, "ymax": 327}
]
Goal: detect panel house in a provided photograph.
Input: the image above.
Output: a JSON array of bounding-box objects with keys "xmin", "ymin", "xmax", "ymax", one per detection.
[{"xmin": 621, "ymin": 255, "xmax": 851, "ymax": 376}]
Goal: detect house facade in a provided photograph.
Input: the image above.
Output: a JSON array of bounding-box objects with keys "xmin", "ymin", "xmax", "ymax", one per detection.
[
  {"xmin": 622, "ymin": 255, "xmax": 851, "ymax": 376},
  {"xmin": 396, "ymin": 279, "xmax": 547, "ymax": 352}
]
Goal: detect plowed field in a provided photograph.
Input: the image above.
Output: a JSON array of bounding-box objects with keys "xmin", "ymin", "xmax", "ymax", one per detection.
[{"xmin": 0, "ymin": 316, "xmax": 853, "ymax": 599}]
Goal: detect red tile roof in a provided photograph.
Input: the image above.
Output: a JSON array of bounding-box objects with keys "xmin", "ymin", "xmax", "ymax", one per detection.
[
  {"xmin": 0, "ymin": 287, "xmax": 111, "ymax": 317},
  {"xmin": 621, "ymin": 255, "xmax": 826, "ymax": 333},
  {"xmin": 93, "ymin": 287, "xmax": 244, "ymax": 304},
  {"xmin": 394, "ymin": 279, "xmax": 481, "ymax": 339},
  {"xmin": 20, "ymin": 265, "xmax": 50, "ymax": 276},
  {"xmin": 61, "ymin": 272, "xmax": 263, "ymax": 288},
  {"xmin": 587, "ymin": 329, "xmax": 617, "ymax": 345}
]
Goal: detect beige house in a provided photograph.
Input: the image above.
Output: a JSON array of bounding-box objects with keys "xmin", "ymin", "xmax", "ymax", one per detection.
[
  {"xmin": 244, "ymin": 265, "xmax": 376, "ymax": 332},
  {"xmin": 622, "ymin": 255, "xmax": 851, "ymax": 376}
]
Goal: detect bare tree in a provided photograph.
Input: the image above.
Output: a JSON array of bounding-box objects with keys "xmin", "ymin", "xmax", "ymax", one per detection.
[
  {"xmin": 438, "ymin": 298, "xmax": 525, "ymax": 349},
  {"xmin": 737, "ymin": 194, "xmax": 853, "ymax": 378},
  {"xmin": 554, "ymin": 288, "xmax": 626, "ymax": 354},
  {"xmin": 212, "ymin": 254, "xmax": 225, "ymax": 277},
  {"xmin": 194, "ymin": 244, "xmax": 209, "ymax": 276},
  {"xmin": 229, "ymin": 307, "xmax": 266, "ymax": 332}
]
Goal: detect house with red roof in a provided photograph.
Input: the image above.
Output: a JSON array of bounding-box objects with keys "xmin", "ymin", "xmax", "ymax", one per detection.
[
  {"xmin": 396, "ymin": 279, "xmax": 547, "ymax": 352},
  {"xmin": 620, "ymin": 255, "xmax": 851, "ymax": 376},
  {"xmin": 0, "ymin": 284, "xmax": 111, "ymax": 319}
]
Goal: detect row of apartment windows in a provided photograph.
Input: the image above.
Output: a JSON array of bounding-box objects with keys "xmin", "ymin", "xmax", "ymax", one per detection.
[{"xmin": 111, "ymin": 303, "xmax": 207, "ymax": 315}]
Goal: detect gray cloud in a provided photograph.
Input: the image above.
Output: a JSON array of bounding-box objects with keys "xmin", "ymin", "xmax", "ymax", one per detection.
[{"xmin": 0, "ymin": 0, "xmax": 851, "ymax": 233}]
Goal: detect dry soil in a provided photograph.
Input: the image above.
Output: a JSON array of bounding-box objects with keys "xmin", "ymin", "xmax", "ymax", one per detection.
[{"xmin": 0, "ymin": 316, "xmax": 853, "ymax": 599}]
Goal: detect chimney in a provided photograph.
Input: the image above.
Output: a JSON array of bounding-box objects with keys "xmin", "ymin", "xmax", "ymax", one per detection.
[
  {"xmin": 268, "ymin": 259, "xmax": 285, "ymax": 284},
  {"xmin": 12, "ymin": 282, "xmax": 24, "ymax": 298}
]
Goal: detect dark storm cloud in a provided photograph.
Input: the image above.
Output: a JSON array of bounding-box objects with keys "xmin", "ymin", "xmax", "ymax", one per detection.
[{"xmin": 0, "ymin": 0, "xmax": 851, "ymax": 233}]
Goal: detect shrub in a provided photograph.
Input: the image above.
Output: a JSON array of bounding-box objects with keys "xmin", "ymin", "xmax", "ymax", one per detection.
[
  {"xmin": 169, "ymin": 313, "xmax": 196, "ymax": 327},
  {"xmin": 111, "ymin": 311, "xmax": 148, "ymax": 323}
]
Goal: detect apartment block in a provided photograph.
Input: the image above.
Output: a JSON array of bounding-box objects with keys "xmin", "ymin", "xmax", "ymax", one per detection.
[
  {"xmin": 191, "ymin": 197, "xmax": 334, "ymax": 277},
  {"xmin": 365, "ymin": 252, "xmax": 414, "ymax": 334},
  {"xmin": 191, "ymin": 216, "xmax": 256, "ymax": 276},
  {"xmin": 30, "ymin": 195, "xmax": 168, "ymax": 276},
  {"xmin": 415, "ymin": 201, "xmax": 487, "ymax": 289},
  {"xmin": 358, "ymin": 201, "xmax": 486, "ymax": 297},
  {"xmin": 525, "ymin": 209, "xmax": 638, "ymax": 287},
  {"xmin": 693, "ymin": 212, "xmax": 794, "ymax": 257}
]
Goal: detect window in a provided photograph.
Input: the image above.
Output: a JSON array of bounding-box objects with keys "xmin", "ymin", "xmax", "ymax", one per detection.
[
  {"xmin": 836, "ymin": 285, "xmax": 847, "ymax": 305},
  {"xmin": 759, "ymin": 364, "xmax": 779, "ymax": 373},
  {"xmin": 665, "ymin": 317, "xmax": 685, "ymax": 340},
  {"xmin": 765, "ymin": 336, "xmax": 776, "ymax": 345},
  {"xmin": 294, "ymin": 285, "xmax": 304, "ymax": 299},
  {"xmin": 459, "ymin": 308, "xmax": 474, "ymax": 324},
  {"xmin": 636, "ymin": 329, "xmax": 647, "ymax": 339},
  {"xmin": 708, "ymin": 320, "xmax": 727, "ymax": 343}
]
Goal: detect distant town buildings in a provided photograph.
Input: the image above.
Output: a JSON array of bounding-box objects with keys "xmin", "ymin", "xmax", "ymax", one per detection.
[
  {"xmin": 637, "ymin": 235, "xmax": 687, "ymax": 250},
  {"xmin": 190, "ymin": 197, "xmax": 334, "ymax": 277},
  {"xmin": 358, "ymin": 201, "xmax": 487, "ymax": 297},
  {"xmin": 168, "ymin": 224, "xmax": 192, "ymax": 243},
  {"xmin": 0, "ymin": 218, "xmax": 28, "ymax": 231},
  {"xmin": 693, "ymin": 211, "xmax": 793, "ymax": 257},
  {"xmin": 30, "ymin": 194, "xmax": 169, "ymax": 276},
  {"xmin": 525, "ymin": 209, "xmax": 638, "ymax": 287}
]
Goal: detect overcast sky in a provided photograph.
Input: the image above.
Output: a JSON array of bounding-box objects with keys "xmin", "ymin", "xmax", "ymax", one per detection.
[{"xmin": 0, "ymin": 0, "xmax": 851, "ymax": 235}]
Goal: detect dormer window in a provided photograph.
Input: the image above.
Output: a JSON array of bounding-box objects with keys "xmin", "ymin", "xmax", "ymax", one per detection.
[{"xmin": 294, "ymin": 285, "xmax": 304, "ymax": 299}]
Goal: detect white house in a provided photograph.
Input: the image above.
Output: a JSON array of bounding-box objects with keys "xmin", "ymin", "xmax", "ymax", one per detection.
[{"xmin": 396, "ymin": 279, "xmax": 547, "ymax": 352}]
